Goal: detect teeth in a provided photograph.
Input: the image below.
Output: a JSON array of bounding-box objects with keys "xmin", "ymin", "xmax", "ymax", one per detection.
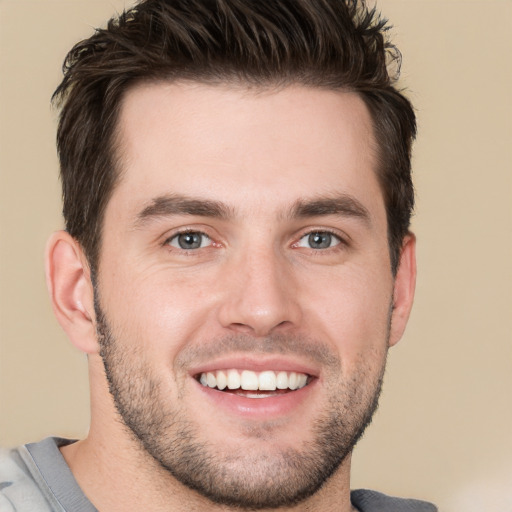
[
  {"xmin": 198, "ymin": 369, "xmax": 309, "ymax": 392},
  {"xmin": 206, "ymin": 372, "xmax": 216, "ymax": 388},
  {"xmin": 276, "ymin": 371, "xmax": 288, "ymax": 389},
  {"xmin": 297, "ymin": 373, "xmax": 307, "ymax": 389},
  {"xmin": 289, "ymin": 372, "xmax": 299, "ymax": 390},
  {"xmin": 216, "ymin": 370, "xmax": 227, "ymax": 390},
  {"xmin": 240, "ymin": 370, "xmax": 259, "ymax": 390},
  {"xmin": 227, "ymin": 369, "xmax": 241, "ymax": 389},
  {"xmin": 258, "ymin": 371, "xmax": 276, "ymax": 390}
]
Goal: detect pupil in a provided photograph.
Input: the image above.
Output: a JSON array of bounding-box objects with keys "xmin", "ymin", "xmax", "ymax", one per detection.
[
  {"xmin": 178, "ymin": 232, "xmax": 201, "ymax": 249},
  {"xmin": 309, "ymin": 232, "xmax": 331, "ymax": 249}
]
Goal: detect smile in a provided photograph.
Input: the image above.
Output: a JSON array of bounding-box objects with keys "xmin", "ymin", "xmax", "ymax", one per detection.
[{"xmin": 198, "ymin": 369, "xmax": 310, "ymax": 395}]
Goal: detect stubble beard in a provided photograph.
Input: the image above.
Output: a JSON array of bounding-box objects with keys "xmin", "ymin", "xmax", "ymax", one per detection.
[{"xmin": 95, "ymin": 302, "xmax": 388, "ymax": 510}]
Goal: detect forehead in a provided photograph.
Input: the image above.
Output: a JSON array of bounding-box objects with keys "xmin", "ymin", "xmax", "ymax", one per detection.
[{"xmin": 110, "ymin": 81, "xmax": 384, "ymax": 222}]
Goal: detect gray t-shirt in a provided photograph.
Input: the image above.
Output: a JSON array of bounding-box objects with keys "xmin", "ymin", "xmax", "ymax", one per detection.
[{"xmin": 0, "ymin": 437, "xmax": 437, "ymax": 511}]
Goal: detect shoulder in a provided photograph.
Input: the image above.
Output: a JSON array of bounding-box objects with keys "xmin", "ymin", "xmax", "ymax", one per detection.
[
  {"xmin": 0, "ymin": 446, "xmax": 54, "ymax": 512},
  {"xmin": 351, "ymin": 489, "xmax": 438, "ymax": 512}
]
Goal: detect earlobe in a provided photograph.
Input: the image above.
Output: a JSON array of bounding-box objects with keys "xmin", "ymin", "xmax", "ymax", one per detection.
[
  {"xmin": 388, "ymin": 233, "xmax": 417, "ymax": 347},
  {"xmin": 45, "ymin": 231, "xmax": 99, "ymax": 354}
]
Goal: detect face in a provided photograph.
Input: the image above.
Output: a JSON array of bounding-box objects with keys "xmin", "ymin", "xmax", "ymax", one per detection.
[{"xmin": 94, "ymin": 83, "xmax": 400, "ymax": 508}]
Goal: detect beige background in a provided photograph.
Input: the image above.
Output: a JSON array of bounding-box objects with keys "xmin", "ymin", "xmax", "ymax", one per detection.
[{"xmin": 1, "ymin": 0, "xmax": 511, "ymax": 510}]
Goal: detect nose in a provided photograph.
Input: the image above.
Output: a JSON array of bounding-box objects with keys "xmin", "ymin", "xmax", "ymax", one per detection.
[{"xmin": 217, "ymin": 248, "xmax": 302, "ymax": 337}]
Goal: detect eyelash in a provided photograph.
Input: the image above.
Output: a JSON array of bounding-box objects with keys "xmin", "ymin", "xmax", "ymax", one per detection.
[
  {"xmin": 164, "ymin": 229, "xmax": 215, "ymax": 253},
  {"xmin": 163, "ymin": 227, "xmax": 348, "ymax": 254},
  {"xmin": 293, "ymin": 229, "xmax": 347, "ymax": 251}
]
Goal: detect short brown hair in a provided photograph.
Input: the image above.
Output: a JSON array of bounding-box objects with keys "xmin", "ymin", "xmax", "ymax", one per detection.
[{"xmin": 53, "ymin": 0, "xmax": 416, "ymax": 275}]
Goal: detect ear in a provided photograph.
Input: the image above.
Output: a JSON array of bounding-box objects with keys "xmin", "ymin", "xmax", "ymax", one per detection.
[
  {"xmin": 388, "ymin": 233, "xmax": 417, "ymax": 347},
  {"xmin": 45, "ymin": 231, "xmax": 99, "ymax": 354}
]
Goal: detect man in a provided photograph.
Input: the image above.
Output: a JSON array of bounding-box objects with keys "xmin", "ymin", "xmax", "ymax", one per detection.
[{"xmin": 0, "ymin": 0, "xmax": 436, "ymax": 510}]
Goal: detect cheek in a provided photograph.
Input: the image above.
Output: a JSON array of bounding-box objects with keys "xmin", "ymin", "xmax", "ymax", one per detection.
[
  {"xmin": 99, "ymin": 262, "xmax": 220, "ymax": 356},
  {"xmin": 299, "ymin": 263, "xmax": 393, "ymax": 353}
]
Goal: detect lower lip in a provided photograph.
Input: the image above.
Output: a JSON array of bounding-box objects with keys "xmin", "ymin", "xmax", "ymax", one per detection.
[{"xmin": 194, "ymin": 379, "xmax": 317, "ymax": 418}]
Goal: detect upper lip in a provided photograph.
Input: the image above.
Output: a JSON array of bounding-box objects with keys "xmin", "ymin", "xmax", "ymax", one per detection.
[{"xmin": 189, "ymin": 354, "xmax": 320, "ymax": 379}]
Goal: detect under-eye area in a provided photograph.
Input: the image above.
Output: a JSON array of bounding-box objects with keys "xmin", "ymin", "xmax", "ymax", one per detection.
[{"xmin": 196, "ymin": 369, "xmax": 312, "ymax": 398}]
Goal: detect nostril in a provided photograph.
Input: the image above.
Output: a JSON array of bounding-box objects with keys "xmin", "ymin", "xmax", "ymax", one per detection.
[{"xmin": 228, "ymin": 323, "xmax": 259, "ymax": 335}]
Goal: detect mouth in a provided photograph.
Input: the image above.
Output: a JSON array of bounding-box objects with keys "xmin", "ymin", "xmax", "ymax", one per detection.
[{"xmin": 196, "ymin": 369, "xmax": 311, "ymax": 398}]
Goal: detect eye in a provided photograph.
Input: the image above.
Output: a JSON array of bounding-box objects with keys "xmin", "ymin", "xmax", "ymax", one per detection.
[
  {"xmin": 167, "ymin": 231, "xmax": 212, "ymax": 250},
  {"xmin": 296, "ymin": 231, "xmax": 341, "ymax": 250}
]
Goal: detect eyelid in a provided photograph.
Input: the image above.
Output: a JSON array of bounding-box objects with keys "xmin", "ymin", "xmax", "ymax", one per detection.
[
  {"xmin": 162, "ymin": 227, "xmax": 218, "ymax": 250},
  {"xmin": 167, "ymin": 231, "xmax": 212, "ymax": 249},
  {"xmin": 292, "ymin": 227, "xmax": 349, "ymax": 248},
  {"xmin": 297, "ymin": 231, "xmax": 340, "ymax": 249},
  {"xmin": 160, "ymin": 225, "xmax": 349, "ymax": 253}
]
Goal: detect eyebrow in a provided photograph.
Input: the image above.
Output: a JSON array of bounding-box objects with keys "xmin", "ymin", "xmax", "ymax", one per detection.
[
  {"xmin": 288, "ymin": 194, "xmax": 372, "ymax": 225},
  {"xmin": 135, "ymin": 194, "xmax": 234, "ymax": 226},
  {"xmin": 134, "ymin": 192, "xmax": 371, "ymax": 227}
]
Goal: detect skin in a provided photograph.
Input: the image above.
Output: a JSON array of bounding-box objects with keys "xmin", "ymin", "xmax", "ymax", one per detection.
[{"xmin": 46, "ymin": 83, "xmax": 416, "ymax": 512}]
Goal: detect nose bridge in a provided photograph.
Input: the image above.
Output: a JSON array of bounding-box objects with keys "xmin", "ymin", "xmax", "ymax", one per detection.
[{"xmin": 218, "ymin": 242, "xmax": 300, "ymax": 336}]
